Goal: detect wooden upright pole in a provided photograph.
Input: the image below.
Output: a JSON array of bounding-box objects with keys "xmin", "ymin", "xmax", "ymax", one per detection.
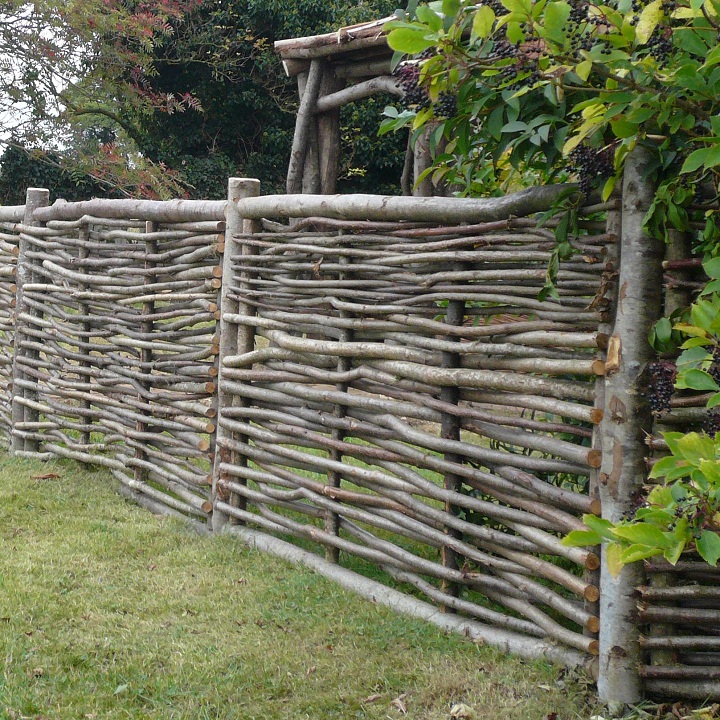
[
  {"xmin": 597, "ymin": 147, "xmax": 664, "ymax": 708},
  {"xmin": 212, "ymin": 178, "xmax": 261, "ymax": 533},
  {"xmin": 11, "ymin": 187, "xmax": 49, "ymax": 454}
]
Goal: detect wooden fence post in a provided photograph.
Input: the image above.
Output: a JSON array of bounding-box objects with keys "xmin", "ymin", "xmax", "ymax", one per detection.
[
  {"xmin": 212, "ymin": 178, "xmax": 261, "ymax": 533},
  {"xmin": 11, "ymin": 187, "xmax": 49, "ymax": 454},
  {"xmin": 597, "ymin": 147, "xmax": 664, "ymax": 707}
]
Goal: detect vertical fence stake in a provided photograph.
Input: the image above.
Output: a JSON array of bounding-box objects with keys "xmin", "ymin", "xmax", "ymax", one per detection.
[
  {"xmin": 134, "ymin": 221, "xmax": 157, "ymax": 484},
  {"xmin": 11, "ymin": 187, "xmax": 49, "ymax": 454},
  {"xmin": 324, "ymin": 239, "xmax": 351, "ymax": 564},
  {"xmin": 78, "ymin": 225, "xmax": 93, "ymax": 451},
  {"xmin": 212, "ymin": 178, "xmax": 261, "ymax": 533},
  {"xmin": 598, "ymin": 147, "xmax": 665, "ymax": 707},
  {"xmin": 440, "ymin": 290, "xmax": 466, "ymax": 606},
  {"xmin": 585, "ymin": 200, "xmax": 621, "ymax": 651}
]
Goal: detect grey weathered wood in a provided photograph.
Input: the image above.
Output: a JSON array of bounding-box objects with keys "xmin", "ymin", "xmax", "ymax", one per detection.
[
  {"xmin": 314, "ymin": 76, "xmax": 401, "ymax": 113},
  {"xmin": 286, "ymin": 59, "xmax": 323, "ymax": 195},
  {"xmin": 33, "ymin": 198, "xmax": 225, "ymax": 223},
  {"xmin": 597, "ymin": 147, "xmax": 665, "ymax": 706},
  {"xmin": 11, "ymin": 188, "xmax": 49, "ymax": 453},
  {"xmin": 236, "ymin": 185, "xmax": 576, "ymax": 223},
  {"xmin": 212, "ymin": 178, "xmax": 261, "ymax": 532}
]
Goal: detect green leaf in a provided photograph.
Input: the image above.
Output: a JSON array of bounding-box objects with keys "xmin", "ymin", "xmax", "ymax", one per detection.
[
  {"xmin": 696, "ymin": 530, "xmax": 720, "ymax": 566},
  {"xmin": 620, "ymin": 543, "xmax": 664, "ymax": 564},
  {"xmin": 416, "ymin": 5, "xmax": 443, "ymax": 32},
  {"xmin": 611, "ymin": 522, "xmax": 673, "ymax": 548},
  {"xmin": 677, "ymin": 345, "xmax": 712, "ymax": 368},
  {"xmin": 663, "ymin": 538, "xmax": 687, "ymax": 565},
  {"xmin": 606, "ymin": 542, "xmax": 625, "ymax": 577},
  {"xmin": 502, "ymin": 0, "xmax": 532, "ymax": 13},
  {"xmin": 703, "ymin": 257, "xmax": 720, "ymax": 279},
  {"xmin": 636, "ymin": 0, "xmax": 664, "ymax": 43},
  {"xmin": 602, "ymin": 175, "xmax": 617, "ymax": 202},
  {"xmin": 650, "ymin": 454, "xmax": 688, "ymax": 479},
  {"xmin": 442, "ymin": 0, "xmax": 461, "ymax": 17},
  {"xmin": 542, "ymin": 1, "xmax": 571, "ymax": 43},
  {"xmin": 562, "ymin": 529, "xmax": 602, "ymax": 547},
  {"xmin": 387, "ymin": 27, "xmax": 437, "ymax": 54},
  {"xmin": 472, "ymin": 5, "xmax": 496, "ymax": 38},
  {"xmin": 691, "ymin": 295, "xmax": 720, "ymax": 331},
  {"xmin": 610, "ymin": 118, "xmax": 639, "ymax": 139},
  {"xmin": 574, "ymin": 59, "xmax": 593, "ymax": 81},
  {"xmin": 579, "ymin": 514, "xmax": 616, "ymax": 542},
  {"xmin": 676, "ymin": 431, "xmax": 717, "ymax": 466},
  {"xmin": 707, "ymin": 392, "xmax": 720, "ymax": 409},
  {"xmin": 680, "ymin": 145, "xmax": 720, "ymax": 174},
  {"xmin": 676, "ymin": 369, "xmax": 720, "ymax": 392},
  {"xmin": 652, "ymin": 317, "xmax": 673, "ymax": 347}
]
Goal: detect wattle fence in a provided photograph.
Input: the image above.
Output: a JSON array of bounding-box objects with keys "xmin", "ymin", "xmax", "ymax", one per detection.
[{"xmin": 0, "ymin": 173, "xmax": 718, "ymax": 704}]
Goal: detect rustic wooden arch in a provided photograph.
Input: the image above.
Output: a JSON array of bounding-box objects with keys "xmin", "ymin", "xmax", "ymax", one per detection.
[{"xmin": 274, "ymin": 18, "xmax": 443, "ymax": 197}]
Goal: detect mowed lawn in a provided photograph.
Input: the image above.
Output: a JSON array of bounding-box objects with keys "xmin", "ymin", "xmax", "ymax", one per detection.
[{"xmin": 0, "ymin": 455, "xmax": 598, "ymax": 719}]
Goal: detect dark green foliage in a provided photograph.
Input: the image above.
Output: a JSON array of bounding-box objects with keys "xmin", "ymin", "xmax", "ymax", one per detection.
[
  {"xmin": 337, "ymin": 98, "xmax": 408, "ymax": 196},
  {"xmin": 0, "ymin": 145, "xmax": 112, "ymax": 204},
  {"xmin": 129, "ymin": 0, "xmax": 403, "ymax": 197}
]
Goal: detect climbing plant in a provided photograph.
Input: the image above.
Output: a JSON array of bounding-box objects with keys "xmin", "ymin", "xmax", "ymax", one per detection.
[{"xmin": 384, "ymin": 0, "xmax": 720, "ymax": 566}]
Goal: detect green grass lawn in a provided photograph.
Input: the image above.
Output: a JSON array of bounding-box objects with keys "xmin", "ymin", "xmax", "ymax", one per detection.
[{"xmin": 0, "ymin": 454, "xmax": 599, "ymax": 720}]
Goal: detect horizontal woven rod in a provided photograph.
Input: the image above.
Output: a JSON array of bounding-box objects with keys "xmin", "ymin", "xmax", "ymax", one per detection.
[
  {"xmin": 220, "ymin": 476, "xmax": 544, "ymax": 576},
  {"xmin": 220, "ymin": 459, "xmax": 542, "ymax": 555},
  {"xmin": 496, "ymin": 570, "xmax": 598, "ymax": 631},
  {"xmin": 376, "ymin": 414, "xmax": 590, "ymax": 477},
  {"xmin": 638, "ymin": 606, "xmax": 720, "ymax": 624},
  {"xmin": 336, "ymin": 516, "xmax": 595, "ymax": 655},
  {"xmin": 355, "ymin": 377, "xmax": 593, "ymax": 439},
  {"xmin": 461, "ymin": 390, "xmax": 601, "ymax": 424},
  {"xmin": 233, "ymin": 187, "xmax": 575, "ymax": 223},
  {"xmin": 222, "ymin": 434, "xmax": 558, "ymax": 540},
  {"xmin": 221, "ymin": 522, "xmax": 594, "ymax": 670},
  {"xmin": 33, "ymin": 198, "xmax": 226, "ymax": 223},
  {"xmin": 116, "ymin": 484, "xmax": 208, "ymax": 533},
  {"xmin": 219, "ymin": 421, "xmax": 576, "ymax": 532},
  {"xmin": 638, "ymin": 585, "xmax": 720, "ymax": 600},
  {"xmin": 116, "ymin": 454, "xmax": 211, "ymax": 511},
  {"xmin": 110, "ymin": 469, "xmax": 208, "ymax": 518},
  {"xmin": 642, "ymin": 679, "xmax": 720, "ymax": 700},
  {"xmin": 225, "ymin": 397, "xmax": 591, "ymax": 513},
  {"xmin": 640, "ymin": 666, "xmax": 720, "ymax": 680},
  {"xmin": 640, "ymin": 636, "xmax": 720, "ymax": 650},
  {"xmin": 381, "ymin": 566, "xmax": 544, "ymax": 637},
  {"xmin": 0, "ymin": 205, "xmax": 24, "ymax": 222}
]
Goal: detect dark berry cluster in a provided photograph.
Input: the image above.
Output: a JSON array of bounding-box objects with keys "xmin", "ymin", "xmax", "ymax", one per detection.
[
  {"xmin": 567, "ymin": 145, "xmax": 614, "ymax": 197},
  {"xmin": 488, "ymin": 38, "xmax": 516, "ymax": 63},
  {"xmin": 646, "ymin": 360, "xmax": 677, "ymax": 416},
  {"xmin": 434, "ymin": 91, "xmax": 458, "ymax": 118},
  {"xmin": 709, "ymin": 347, "xmax": 720, "ymax": 385},
  {"xmin": 568, "ymin": 1, "xmax": 588, "ymax": 26},
  {"xmin": 491, "ymin": 39, "xmax": 546, "ymax": 89},
  {"xmin": 704, "ymin": 410, "xmax": 720, "ymax": 437},
  {"xmin": 479, "ymin": 0, "xmax": 505, "ymax": 14},
  {"xmin": 647, "ymin": 28, "xmax": 673, "ymax": 64},
  {"xmin": 394, "ymin": 64, "xmax": 430, "ymax": 110}
]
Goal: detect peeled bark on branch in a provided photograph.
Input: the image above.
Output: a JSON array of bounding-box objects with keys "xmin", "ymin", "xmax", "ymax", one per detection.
[
  {"xmin": 33, "ymin": 198, "xmax": 226, "ymax": 223},
  {"xmin": 315, "ymin": 76, "xmax": 402, "ymax": 112},
  {"xmin": 234, "ymin": 186, "xmax": 577, "ymax": 224}
]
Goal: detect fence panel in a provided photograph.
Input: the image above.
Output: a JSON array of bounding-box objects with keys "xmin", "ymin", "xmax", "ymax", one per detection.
[
  {"xmin": 9, "ymin": 200, "xmax": 225, "ymax": 527},
  {"xmin": 0, "ymin": 204, "xmax": 25, "ymax": 436},
  {"xmin": 213, "ymin": 190, "xmax": 616, "ymax": 669}
]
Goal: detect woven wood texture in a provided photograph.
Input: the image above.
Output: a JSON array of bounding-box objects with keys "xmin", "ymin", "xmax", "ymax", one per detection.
[
  {"xmin": 11, "ymin": 214, "xmax": 225, "ymax": 525},
  {"xmin": 215, "ymin": 209, "xmax": 617, "ymax": 658}
]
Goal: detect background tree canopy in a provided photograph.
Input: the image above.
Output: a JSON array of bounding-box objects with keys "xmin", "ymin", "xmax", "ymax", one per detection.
[{"xmin": 0, "ymin": 0, "xmax": 406, "ymax": 202}]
